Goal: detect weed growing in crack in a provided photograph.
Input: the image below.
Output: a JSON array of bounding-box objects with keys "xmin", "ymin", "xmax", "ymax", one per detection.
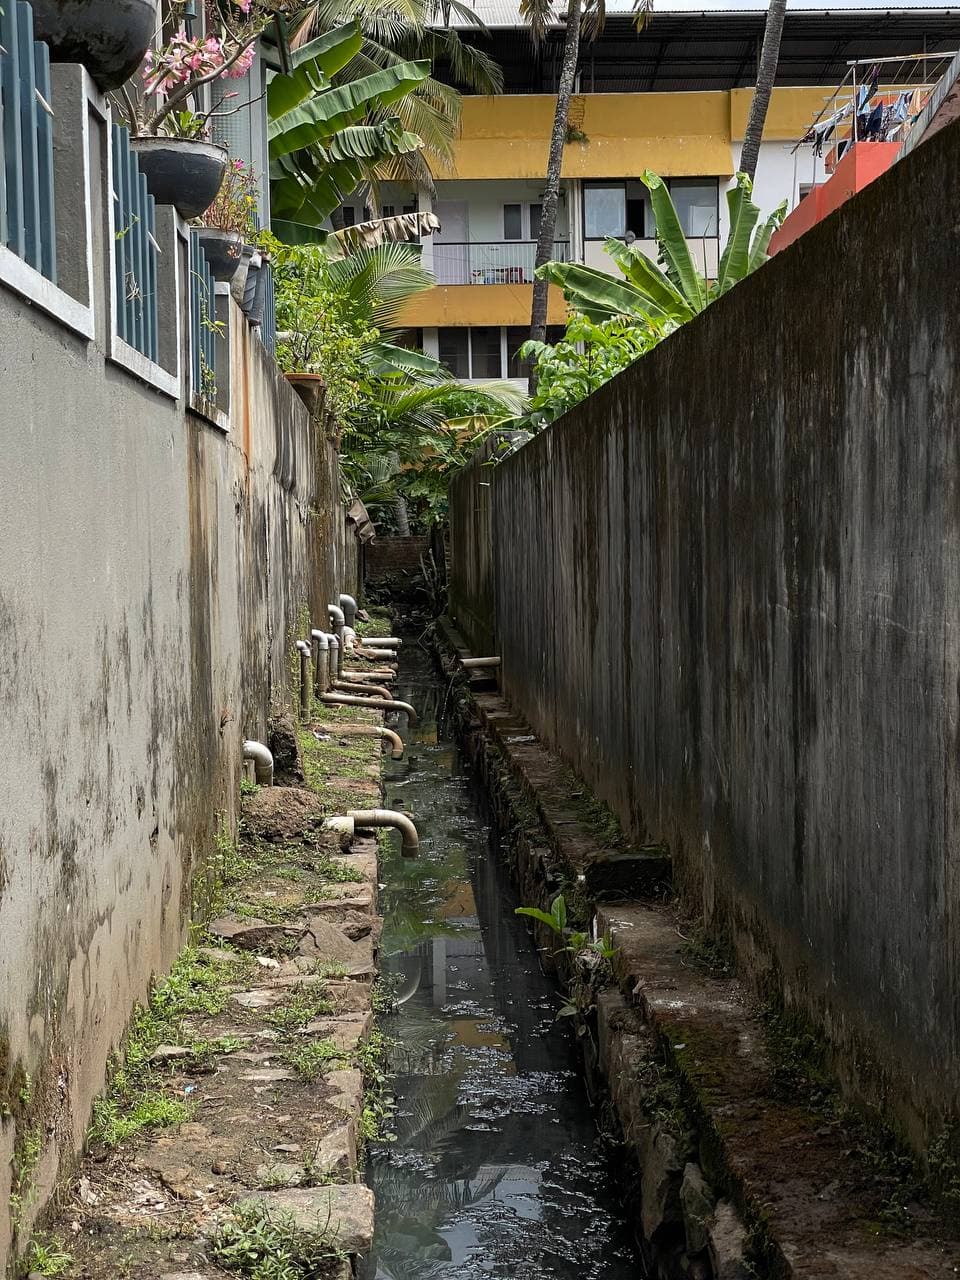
[
  {"xmin": 240, "ymin": 777, "xmax": 260, "ymax": 798},
  {"xmin": 25, "ymin": 1235, "xmax": 73, "ymax": 1276},
  {"xmin": 89, "ymin": 1092, "xmax": 192, "ymax": 1148},
  {"xmin": 89, "ymin": 947, "xmax": 246, "ymax": 1149},
  {"xmin": 355, "ymin": 1031, "xmax": 396, "ymax": 1149},
  {"xmin": 208, "ymin": 1201, "xmax": 344, "ymax": 1279},
  {"xmin": 267, "ymin": 986, "xmax": 335, "ymax": 1035},
  {"xmin": 286, "ymin": 1038, "xmax": 344, "ymax": 1081}
]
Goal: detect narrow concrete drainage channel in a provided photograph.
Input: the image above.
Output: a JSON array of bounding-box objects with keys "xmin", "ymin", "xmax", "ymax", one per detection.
[{"xmin": 362, "ymin": 642, "xmax": 641, "ymax": 1280}]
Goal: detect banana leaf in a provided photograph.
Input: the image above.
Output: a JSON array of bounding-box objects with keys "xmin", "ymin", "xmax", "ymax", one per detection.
[
  {"xmin": 265, "ymin": 22, "xmax": 362, "ymax": 119},
  {"xmin": 714, "ymin": 173, "xmax": 761, "ymax": 297},
  {"xmin": 268, "ymin": 61, "xmax": 430, "ymax": 157},
  {"xmin": 641, "ymin": 169, "xmax": 706, "ymax": 312},
  {"xmin": 748, "ymin": 199, "xmax": 788, "ymax": 272},
  {"xmin": 538, "ymin": 259, "xmax": 678, "ymax": 328}
]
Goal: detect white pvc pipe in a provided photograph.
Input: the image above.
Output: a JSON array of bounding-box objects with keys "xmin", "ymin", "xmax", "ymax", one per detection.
[
  {"xmin": 362, "ymin": 637, "xmax": 402, "ymax": 648},
  {"xmin": 347, "ymin": 808, "xmax": 420, "ymax": 855},
  {"xmin": 358, "ymin": 648, "xmax": 398, "ymax": 661},
  {"xmin": 319, "ymin": 693, "xmax": 419, "ymax": 726},
  {"xmin": 333, "ymin": 680, "xmax": 394, "ymax": 701},
  {"xmin": 461, "ymin": 656, "xmax": 502, "ymax": 669},
  {"xmin": 323, "ymin": 816, "xmax": 355, "ymax": 837},
  {"xmin": 339, "ymin": 594, "xmax": 358, "ymax": 627},
  {"xmin": 379, "ymin": 728, "xmax": 405, "ymax": 760},
  {"xmin": 243, "ymin": 740, "xmax": 274, "ymax": 787},
  {"xmin": 311, "ymin": 630, "xmax": 329, "ymax": 693}
]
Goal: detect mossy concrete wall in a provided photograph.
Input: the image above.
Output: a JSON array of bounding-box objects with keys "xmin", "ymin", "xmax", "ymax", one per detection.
[
  {"xmin": 0, "ymin": 286, "xmax": 352, "ymax": 1264},
  {"xmin": 449, "ymin": 119, "xmax": 960, "ymax": 1151}
]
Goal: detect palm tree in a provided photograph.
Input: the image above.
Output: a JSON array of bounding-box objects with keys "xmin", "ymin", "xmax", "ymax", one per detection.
[
  {"xmin": 521, "ymin": 0, "xmax": 650, "ymax": 392},
  {"xmin": 291, "ymin": 0, "xmax": 503, "ymax": 200},
  {"xmin": 738, "ymin": 0, "xmax": 788, "ymax": 183}
]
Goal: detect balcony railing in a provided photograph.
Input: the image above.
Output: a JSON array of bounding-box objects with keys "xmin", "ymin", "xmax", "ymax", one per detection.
[
  {"xmin": 112, "ymin": 125, "xmax": 159, "ymax": 362},
  {"xmin": 433, "ymin": 240, "xmax": 570, "ymax": 286},
  {"xmin": 0, "ymin": 1, "xmax": 56, "ymax": 282}
]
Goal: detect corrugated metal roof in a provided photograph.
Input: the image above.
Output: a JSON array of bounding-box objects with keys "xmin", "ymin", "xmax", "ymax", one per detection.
[{"xmin": 449, "ymin": 0, "xmax": 960, "ymax": 24}]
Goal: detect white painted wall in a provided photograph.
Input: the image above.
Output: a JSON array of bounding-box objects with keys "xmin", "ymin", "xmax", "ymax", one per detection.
[
  {"xmin": 431, "ymin": 178, "xmax": 572, "ymax": 242},
  {"xmin": 724, "ymin": 141, "xmax": 828, "ymax": 234}
]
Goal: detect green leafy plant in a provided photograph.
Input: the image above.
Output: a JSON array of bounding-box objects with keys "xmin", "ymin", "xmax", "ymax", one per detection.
[
  {"xmin": 538, "ymin": 171, "xmax": 786, "ymax": 329},
  {"xmin": 286, "ymin": 1037, "xmax": 344, "ymax": 1081},
  {"xmin": 208, "ymin": 1201, "xmax": 343, "ymax": 1279},
  {"xmin": 268, "ymin": 986, "xmax": 335, "ymax": 1034},
  {"xmin": 25, "ymin": 1236, "xmax": 74, "ymax": 1276},
  {"xmin": 516, "ymin": 894, "xmax": 617, "ymax": 962},
  {"xmin": 89, "ymin": 1092, "xmax": 192, "ymax": 1148}
]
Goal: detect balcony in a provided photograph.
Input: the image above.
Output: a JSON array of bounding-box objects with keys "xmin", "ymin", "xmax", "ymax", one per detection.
[
  {"xmin": 584, "ymin": 237, "xmax": 720, "ymax": 279},
  {"xmin": 433, "ymin": 240, "xmax": 570, "ymax": 286}
]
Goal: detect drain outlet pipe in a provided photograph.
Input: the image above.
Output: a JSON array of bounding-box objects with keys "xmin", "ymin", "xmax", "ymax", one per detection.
[
  {"xmin": 461, "ymin": 656, "xmax": 502, "ymax": 670},
  {"xmin": 358, "ymin": 648, "xmax": 399, "ymax": 662},
  {"xmin": 323, "ymin": 816, "xmax": 355, "ymax": 838},
  {"xmin": 339, "ymin": 594, "xmax": 358, "ymax": 628},
  {"xmin": 348, "ymin": 808, "xmax": 420, "ymax": 855},
  {"xmin": 319, "ymin": 692, "xmax": 419, "ymax": 726},
  {"xmin": 243, "ymin": 740, "xmax": 274, "ymax": 787},
  {"xmin": 362, "ymin": 637, "xmax": 402, "ymax": 649},
  {"xmin": 378, "ymin": 728, "xmax": 405, "ymax": 760},
  {"xmin": 329, "ymin": 631, "xmax": 342, "ymax": 678},
  {"xmin": 296, "ymin": 641, "xmax": 312, "ymax": 720},
  {"xmin": 311, "ymin": 631, "xmax": 330, "ymax": 694},
  {"xmin": 328, "ymin": 604, "xmax": 345, "ymax": 643},
  {"xmin": 332, "ymin": 680, "xmax": 395, "ymax": 701}
]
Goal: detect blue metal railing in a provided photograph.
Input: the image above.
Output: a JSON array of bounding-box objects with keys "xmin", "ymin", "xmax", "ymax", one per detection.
[
  {"xmin": 0, "ymin": 1, "xmax": 56, "ymax": 281},
  {"xmin": 261, "ymin": 258, "xmax": 276, "ymax": 354},
  {"xmin": 189, "ymin": 229, "xmax": 217, "ymax": 401},
  {"xmin": 112, "ymin": 124, "xmax": 158, "ymax": 361}
]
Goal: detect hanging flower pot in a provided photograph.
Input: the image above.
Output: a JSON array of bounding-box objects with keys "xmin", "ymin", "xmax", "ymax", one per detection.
[
  {"xmin": 285, "ymin": 374, "xmax": 326, "ymax": 418},
  {"xmin": 194, "ymin": 228, "xmax": 244, "ymax": 283},
  {"xmin": 130, "ymin": 138, "xmax": 228, "ymax": 221},
  {"xmin": 29, "ymin": 0, "xmax": 158, "ymax": 91},
  {"xmin": 230, "ymin": 245, "xmax": 259, "ymax": 304}
]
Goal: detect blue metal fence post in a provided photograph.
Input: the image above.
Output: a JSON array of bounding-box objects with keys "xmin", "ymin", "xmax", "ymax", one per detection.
[{"xmin": 1, "ymin": 1, "xmax": 25, "ymax": 259}]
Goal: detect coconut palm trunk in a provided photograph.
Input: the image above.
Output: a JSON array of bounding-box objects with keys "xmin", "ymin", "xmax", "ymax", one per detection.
[
  {"xmin": 528, "ymin": 0, "xmax": 583, "ymax": 392},
  {"xmin": 738, "ymin": 0, "xmax": 787, "ymax": 184}
]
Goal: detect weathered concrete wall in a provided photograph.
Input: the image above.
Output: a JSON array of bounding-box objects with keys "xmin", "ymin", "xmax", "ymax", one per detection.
[
  {"xmin": 449, "ymin": 439, "xmax": 497, "ymax": 656},
  {"xmin": 0, "ymin": 277, "xmax": 352, "ymax": 1263},
  {"xmin": 449, "ymin": 119, "xmax": 960, "ymax": 1151}
]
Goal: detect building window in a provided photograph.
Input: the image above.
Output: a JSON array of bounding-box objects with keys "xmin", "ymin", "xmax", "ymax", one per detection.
[
  {"xmin": 470, "ymin": 327, "xmax": 503, "ymax": 379},
  {"xmin": 669, "ymin": 179, "xmax": 719, "ymax": 236},
  {"xmin": 382, "ymin": 204, "xmax": 395, "ymax": 217},
  {"xmin": 438, "ymin": 328, "xmax": 469, "ymax": 378},
  {"xmin": 503, "ymin": 203, "xmax": 524, "ymax": 241},
  {"xmin": 529, "ymin": 203, "xmax": 543, "ymax": 241},
  {"xmin": 584, "ymin": 179, "xmax": 719, "ymax": 240},
  {"xmin": 341, "ymin": 205, "xmax": 357, "ymax": 227},
  {"xmin": 584, "ymin": 185, "xmax": 625, "ymax": 239}
]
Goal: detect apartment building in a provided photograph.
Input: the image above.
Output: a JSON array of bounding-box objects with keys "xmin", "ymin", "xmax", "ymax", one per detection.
[{"xmin": 378, "ymin": 0, "xmax": 960, "ymax": 381}]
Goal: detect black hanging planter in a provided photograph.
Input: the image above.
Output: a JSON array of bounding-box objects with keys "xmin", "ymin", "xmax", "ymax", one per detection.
[
  {"xmin": 29, "ymin": 0, "xmax": 159, "ymax": 91},
  {"xmin": 194, "ymin": 228, "xmax": 244, "ymax": 283},
  {"xmin": 130, "ymin": 138, "xmax": 228, "ymax": 221}
]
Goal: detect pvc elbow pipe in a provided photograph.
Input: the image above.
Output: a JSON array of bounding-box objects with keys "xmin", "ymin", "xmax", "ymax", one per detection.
[
  {"xmin": 296, "ymin": 641, "xmax": 312, "ymax": 719},
  {"xmin": 339, "ymin": 594, "xmax": 358, "ymax": 627},
  {"xmin": 332, "ymin": 680, "xmax": 394, "ymax": 701},
  {"xmin": 311, "ymin": 630, "xmax": 329, "ymax": 694},
  {"xmin": 243, "ymin": 740, "xmax": 274, "ymax": 787},
  {"xmin": 347, "ymin": 808, "xmax": 420, "ymax": 855},
  {"xmin": 379, "ymin": 728, "xmax": 404, "ymax": 760},
  {"xmin": 319, "ymin": 693, "xmax": 419, "ymax": 726},
  {"xmin": 328, "ymin": 604, "xmax": 345, "ymax": 640}
]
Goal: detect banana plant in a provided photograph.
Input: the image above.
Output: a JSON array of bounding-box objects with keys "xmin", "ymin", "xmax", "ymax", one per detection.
[
  {"xmin": 537, "ymin": 171, "xmax": 787, "ymax": 329},
  {"xmin": 267, "ymin": 23, "xmax": 430, "ymax": 242}
]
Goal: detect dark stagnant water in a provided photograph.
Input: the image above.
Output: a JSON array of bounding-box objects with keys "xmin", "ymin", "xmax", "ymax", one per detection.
[{"xmin": 361, "ymin": 644, "xmax": 641, "ymax": 1280}]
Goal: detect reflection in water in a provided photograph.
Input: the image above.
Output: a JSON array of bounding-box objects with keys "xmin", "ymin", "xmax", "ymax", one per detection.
[{"xmin": 363, "ymin": 649, "xmax": 640, "ymax": 1280}]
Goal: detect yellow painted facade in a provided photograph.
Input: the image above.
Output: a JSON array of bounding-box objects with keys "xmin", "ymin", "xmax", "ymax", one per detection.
[
  {"xmin": 396, "ymin": 283, "xmax": 567, "ymax": 329},
  {"xmin": 406, "ymin": 86, "xmax": 824, "ymax": 328},
  {"xmin": 437, "ymin": 87, "xmax": 826, "ymax": 180},
  {"xmin": 438, "ymin": 92, "xmax": 735, "ymax": 180}
]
